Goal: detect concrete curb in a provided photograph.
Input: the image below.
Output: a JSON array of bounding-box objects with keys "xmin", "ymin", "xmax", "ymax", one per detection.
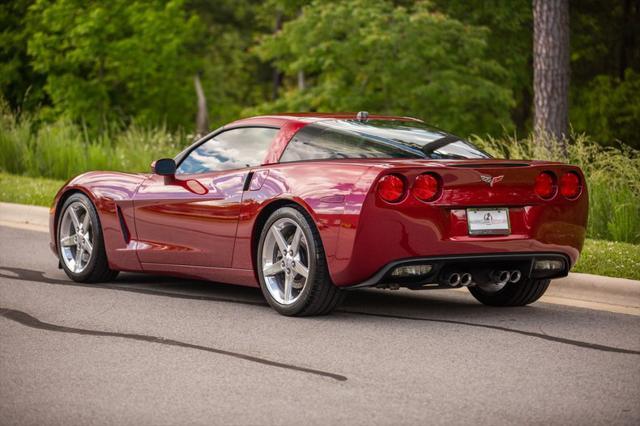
[
  {"xmin": 548, "ymin": 273, "xmax": 640, "ymax": 308},
  {"xmin": 1, "ymin": 201, "xmax": 638, "ymax": 314},
  {"xmin": 0, "ymin": 202, "xmax": 49, "ymax": 232}
]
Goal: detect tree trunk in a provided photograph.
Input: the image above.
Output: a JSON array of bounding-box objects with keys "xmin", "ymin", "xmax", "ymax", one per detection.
[
  {"xmin": 619, "ymin": 0, "xmax": 638, "ymax": 80},
  {"xmin": 194, "ymin": 73, "xmax": 208, "ymax": 137},
  {"xmin": 533, "ymin": 0, "xmax": 570, "ymax": 144}
]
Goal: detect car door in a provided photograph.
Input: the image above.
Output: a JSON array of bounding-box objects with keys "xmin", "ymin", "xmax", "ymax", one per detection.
[{"xmin": 133, "ymin": 126, "xmax": 280, "ymax": 268}]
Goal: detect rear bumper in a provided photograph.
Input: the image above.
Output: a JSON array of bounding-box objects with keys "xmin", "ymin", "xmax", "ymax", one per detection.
[{"xmin": 346, "ymin": 252, "xmax": 570, "ymax": 289}]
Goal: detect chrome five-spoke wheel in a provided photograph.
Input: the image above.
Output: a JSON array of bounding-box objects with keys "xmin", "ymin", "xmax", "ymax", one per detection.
[
  {"xmin": 56, "ymin": 193, "xmax": 117, "ymax": 283},
  {"xmin": 261, "ymin": 218, "xmax": 310, "ymax": 305},
  {"xmin": 257, "ymin": 206, "xmax": 344, "ymax": 316},
  {"xmin": 59, "ymin": 201, "xmax": 94, "ymax": 273}
]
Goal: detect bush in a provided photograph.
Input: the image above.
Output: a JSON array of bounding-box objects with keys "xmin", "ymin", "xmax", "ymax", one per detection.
[
  {"xmin": 0, "ymin": 103, "xmax": 189, "ymax": 180},
  {"xmin": 472, "ymin": 133, "xmax": 640, "ymax": 243}
]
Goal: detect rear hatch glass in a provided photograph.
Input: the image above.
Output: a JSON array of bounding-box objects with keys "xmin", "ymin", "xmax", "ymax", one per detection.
[{"xmin": 279, "ymin": 119, "xmax": 491, "ymax": 162}]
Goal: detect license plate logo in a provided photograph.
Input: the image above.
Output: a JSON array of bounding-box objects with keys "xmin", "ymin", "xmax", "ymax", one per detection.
[{"xmin": 467, "ymin": 208, "xmax": 510, "ymax": 235}]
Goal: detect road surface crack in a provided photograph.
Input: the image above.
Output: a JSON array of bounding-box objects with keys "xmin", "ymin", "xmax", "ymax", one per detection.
[
  {"xmin": 338, "ymin": 310, "xmax": 640, "ymax": 355},
  {"xmin": 0, "ymin": 306, "xmax": 347, "ymax": 382}
]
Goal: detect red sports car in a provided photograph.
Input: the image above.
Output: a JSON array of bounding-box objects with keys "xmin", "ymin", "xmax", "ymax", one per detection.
[{"xmin": 49, "ymin": 112, "xmax": 588, "ymax": 316}]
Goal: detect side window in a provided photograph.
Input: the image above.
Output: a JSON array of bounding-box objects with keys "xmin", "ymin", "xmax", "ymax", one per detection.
[{"xmin": 176, "ymin": 127, "xmax": 279, "ymax": 174}]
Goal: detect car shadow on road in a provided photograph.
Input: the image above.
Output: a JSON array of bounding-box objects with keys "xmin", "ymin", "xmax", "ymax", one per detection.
[
  {"xmin": 0, "ymin": 264, "xmax": 600, "ymax": 318},
  {"xmin": 0, "ymin": 265, "xmax": 490, "ymax": 316}
]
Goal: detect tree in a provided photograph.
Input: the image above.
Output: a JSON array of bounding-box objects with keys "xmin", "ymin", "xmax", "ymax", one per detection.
[
  {"xmin": 0, "ymin": 0, "xmax": 46, "ymax": 114},
  {"xmin": 27, "ymin": 0, "xmax": 203, "ymax": 130},
  {"xmin": 533, "ymin": 0, "xmax": 570, "ymax": 142},
  {"xmin": 432, "ymin": 0, "xmax": 533, "ymax": 134},
  {"xmin": 255, "ymin": 0, "xmax": 514, "ymax": 137},
  {"xmin": 194, "ymin": 72, "xmax": 208, "ymax": 136}
]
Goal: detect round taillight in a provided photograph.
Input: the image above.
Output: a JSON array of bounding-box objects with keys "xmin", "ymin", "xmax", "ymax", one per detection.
[
  {"xmin": 413, "ymin": 173, "xmax": 440, "ymax": 202},
  {"xmin": 560, "ymin": 172, "xmax": 581, "ymax": 198},
  {"xmin": 377, "ymin": 174, "xmax": 405, "ymax": 203},
  {"xmin": 534, "ymin": 172, "xmax": 556, "ymax": 199}
]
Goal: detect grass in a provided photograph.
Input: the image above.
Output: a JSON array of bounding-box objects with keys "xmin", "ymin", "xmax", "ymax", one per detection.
[
  {"xmin": 0, "ymin": 105, "xmax": 189, "ymax": 180},
  {"xmin": 1, "ymin": 173, "xmax": 638, "ymax": 280},
  {"xmin": 573, "ymin": 239, "xmax": 640, "ymax": 281},
  {"xmin": 0, "ymin": 173, "xmax": 63, "ymax": 207}
]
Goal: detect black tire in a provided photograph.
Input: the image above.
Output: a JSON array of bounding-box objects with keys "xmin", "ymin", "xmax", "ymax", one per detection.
[
  {"xmin": 257, "ymin": 206, "xmax": 344, "ymax": 316},
  {"xmin": 57, "ymin": 193, "xmax": 119, "ymax": 283},
  {"xmin": 468, "ymin": 278, "xmax": 551, "ymax": 306}
]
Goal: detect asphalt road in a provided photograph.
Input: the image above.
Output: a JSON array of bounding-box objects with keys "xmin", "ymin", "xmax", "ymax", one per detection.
[{"xmin": 1, "ymin": 225, "xmax": 639, "ymax": 426}]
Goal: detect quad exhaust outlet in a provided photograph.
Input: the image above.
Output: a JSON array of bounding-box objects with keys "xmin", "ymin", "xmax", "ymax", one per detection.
[
  {"xmin": 460, "ymin": 273, "xmax": 473, "ymax": 287},
  {"xmin": 490, "ymin": 270, "xmax": 511, "ymax": 285},
  {"xmin": 441, "ymin": 269, "xmax": 523, "ymax": 288},
  {"xmin": 444, "ymin": 272, "xmax": 462, "ymax": 287}
]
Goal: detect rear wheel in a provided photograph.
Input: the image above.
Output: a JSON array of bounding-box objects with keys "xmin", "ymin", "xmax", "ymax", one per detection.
[
  {"xmin": 257, "ymin": 206, "xmax": 344, "ymax": 316},
  {"xmin": 468, "ymin": 278, "xmax": 551, "ymax": 306},
  {"xmin": 57, "ymin": 193, "xmax": 119, "ymax": 283}
]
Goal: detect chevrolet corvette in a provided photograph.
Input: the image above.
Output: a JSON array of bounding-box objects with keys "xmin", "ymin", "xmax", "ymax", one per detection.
[{"xmin": 50, "ymin": 112, "xmax": 588, "ymax": 316}]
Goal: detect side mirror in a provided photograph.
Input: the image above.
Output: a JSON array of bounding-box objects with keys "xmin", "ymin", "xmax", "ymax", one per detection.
[{"xmin": 151, "ymin": 158, "xmax": 176, "ymax": 176}]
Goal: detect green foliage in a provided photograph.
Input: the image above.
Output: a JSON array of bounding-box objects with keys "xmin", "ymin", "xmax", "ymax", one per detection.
[
  {"xmin": 0, "ymin": 104, "xmax": 32, "ymax": 174},
  {"xmin": 473, "ymin": 133, "xmax": 640, "ymax": 244},
  {"xmin": 0, "ymin": 0, "xmax": 46, "ymax": 113},
  {"xmin": 431, "ymin": 0, "xmax": 533, "ymax": 132},
  {"xmin": 27, "ymin": 0, "xmax": 203, "ymax": 130},
  {"xmin": 254, "ymin": 0, "xmax": 514, "ymax": 136},
  {"xmin": 0, "ymin": 105, "xmax": 188, "ymax": 180},
  {"xmin": 0, "ymin": 0, "xmax": 637, "ymax": 144},
  {"xmin": 570, "ymin": 70, "xmax": 640, "ymax": 149}
]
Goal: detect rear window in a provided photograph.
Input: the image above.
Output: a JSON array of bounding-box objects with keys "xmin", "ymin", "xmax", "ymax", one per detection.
[{"xmin": 279, "ymin": 120, "xmax": 490, "ymax": 162}]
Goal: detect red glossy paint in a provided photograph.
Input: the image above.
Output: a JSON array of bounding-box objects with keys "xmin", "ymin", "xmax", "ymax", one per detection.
[{"xmin": 49, "ymin": 113, "xmax": 588, "ymax": 288}]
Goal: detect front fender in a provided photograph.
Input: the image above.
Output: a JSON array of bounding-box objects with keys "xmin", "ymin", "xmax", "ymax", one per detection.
[{"xmin": 49, "ymin": 171, "xmax": 147, "ymax": 272}]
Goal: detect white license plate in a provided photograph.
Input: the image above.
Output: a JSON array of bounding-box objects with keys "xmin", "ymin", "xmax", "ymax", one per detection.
[{"xmin": 467, "ymin": 208, "xmax": 510, "ymax": 235}]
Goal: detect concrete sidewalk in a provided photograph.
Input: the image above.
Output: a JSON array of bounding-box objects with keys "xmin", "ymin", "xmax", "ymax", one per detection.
[{"xmin": 1, "ymin": 201, "xmax": 638, "ymax": 315}]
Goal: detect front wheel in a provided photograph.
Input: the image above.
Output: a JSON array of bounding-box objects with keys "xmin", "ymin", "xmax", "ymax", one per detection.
[
  {"xmin": 468, "ymin": 278, "xmax": 551, "ymax": 306},
  {"xmin": 257, "ymin": 206, "xmax": 344, "ymax": 316},
  {"xmin": 57, "ymin": 193, "xmax": 119, "ymax": 283}
]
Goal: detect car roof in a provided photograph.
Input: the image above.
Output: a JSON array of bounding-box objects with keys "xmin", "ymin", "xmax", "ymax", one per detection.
[{"xmin": 225, "ymin": 113, "xmax": 423, "ymax": 128}]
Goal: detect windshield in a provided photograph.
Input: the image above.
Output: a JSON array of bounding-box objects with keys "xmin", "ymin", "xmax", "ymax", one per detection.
[{"xmin": 279, "ymin": 119, "xmax": 491, "ymax": 163}]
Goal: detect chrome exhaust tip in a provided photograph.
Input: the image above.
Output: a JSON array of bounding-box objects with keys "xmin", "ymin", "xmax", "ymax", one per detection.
[
  {"xmin": 445, "ymin": 272, "xmax": 462, "ymax": 287},
  {"xmin": 509, "ymin": 270, "xmax": 522, "ymax": 283},
  {"xmin": 490, "ymin": 270, "xmax": 511, "ymax": 285},
  {"xmin": 460, "ymin": 273, "xmax": 473, "ymax": 287}
]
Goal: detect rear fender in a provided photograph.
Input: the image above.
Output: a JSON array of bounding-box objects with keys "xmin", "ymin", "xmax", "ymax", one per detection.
[{"xmin": 232, "ymin": 162, "xmax": 376, "ymax": 282}]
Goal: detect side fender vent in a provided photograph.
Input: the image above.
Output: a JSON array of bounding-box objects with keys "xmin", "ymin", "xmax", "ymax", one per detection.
[
  {"xmin": 243, "ymin": 171, "xmax": 255, "ymax": 191},
  {"xmin": 116, "ymin": 206, "xmax": 131, "ymax": 243}
]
